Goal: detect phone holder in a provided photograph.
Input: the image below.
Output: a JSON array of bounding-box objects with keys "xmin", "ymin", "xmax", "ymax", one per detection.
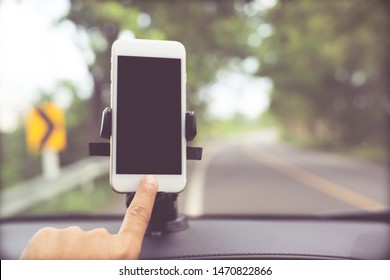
[{"xmin": 89, "ymin": 107, "xmax": 202, "ymax": 235}]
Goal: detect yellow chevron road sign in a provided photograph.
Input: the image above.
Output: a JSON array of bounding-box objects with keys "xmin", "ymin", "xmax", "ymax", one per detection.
[{"xmin": 26, "ymin": 103, "xmax": 66, "ymax": 153}]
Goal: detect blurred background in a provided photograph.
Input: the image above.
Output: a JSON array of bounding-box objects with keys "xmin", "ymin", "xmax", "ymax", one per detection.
[{"xmin": 1, "ymin": 0, "xmax": 389, "ymax": 218}]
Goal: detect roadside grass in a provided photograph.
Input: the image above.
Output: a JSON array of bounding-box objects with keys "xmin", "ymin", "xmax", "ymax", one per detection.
[
  {"xmin": 280, "ymin": 132, "xmax": 388, "ymax": 164},
  {"xmin": 342, "ymin": 145, "xmax": 388, "ymax": 164},
  {"xmin": 196, "ymin": 112, "xmax": 278, "ymax": 143},
  {"xmin": 24, "ymin": 175, "xmax": 118, "ymax": 216}
]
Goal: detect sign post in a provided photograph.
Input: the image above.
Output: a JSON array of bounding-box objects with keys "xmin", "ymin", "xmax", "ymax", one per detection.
[
  {"xmin": 26, "ymin": 102, "xmax": 67, "ymax": 180},
  {"xmin": 41, "ymin": 149, "xmax": 60, "ymax": 180}
]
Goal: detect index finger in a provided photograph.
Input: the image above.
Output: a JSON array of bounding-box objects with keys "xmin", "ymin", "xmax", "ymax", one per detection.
[{"xmin": 118, "ymin": 175, "xmax": 158, "ymax": 241}]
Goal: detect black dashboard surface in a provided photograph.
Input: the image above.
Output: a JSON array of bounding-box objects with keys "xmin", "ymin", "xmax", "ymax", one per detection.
[{"xmin": 1, "ymin": 216, "xmax": 389, "ymax": 259}]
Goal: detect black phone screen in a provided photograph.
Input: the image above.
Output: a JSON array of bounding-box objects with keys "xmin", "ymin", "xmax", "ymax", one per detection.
[{"xmin": 116, "ymin": 55, "xmax": 182, "ymax": 174}]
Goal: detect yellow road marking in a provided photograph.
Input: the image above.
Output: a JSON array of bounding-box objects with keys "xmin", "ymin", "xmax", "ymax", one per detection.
[{"xmin": 242, "ymin": 143, "xmax": 387, "ymax": 212}]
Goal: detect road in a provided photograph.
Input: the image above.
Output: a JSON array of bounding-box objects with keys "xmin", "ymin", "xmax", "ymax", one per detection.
[{"xmin": 179, "ymin": 131, "xmax": 389, "ymax": 217}]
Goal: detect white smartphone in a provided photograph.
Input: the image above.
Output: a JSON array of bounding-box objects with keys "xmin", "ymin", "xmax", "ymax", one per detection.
[{"xmin": 110, "ymin": 39, "xmax": 186, "ymax": 193}]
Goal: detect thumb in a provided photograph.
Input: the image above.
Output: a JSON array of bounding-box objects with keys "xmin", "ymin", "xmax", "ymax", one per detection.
[{"xmin": 118, "ymin": 175, "xmax": 158, "ymax": 242}]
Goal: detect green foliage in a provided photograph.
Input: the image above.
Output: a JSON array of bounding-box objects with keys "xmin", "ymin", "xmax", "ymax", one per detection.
[
  {"xmin": 1, "ymin": 129, "xmax": 41, "ymax": 189},
  {"xmin": 65, "ymin": 0, "xmax": 255, "ymax": 123},
  {"xmin": 257, "ymin": 0, "xmax": 390, "ymax": 149},
  {"xmin": 60, "ymin": 81, "xmax": 93, "ymax": 165}
]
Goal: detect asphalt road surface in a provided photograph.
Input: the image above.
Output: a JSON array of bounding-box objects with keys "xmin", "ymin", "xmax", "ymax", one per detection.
[{"xmin": 179, "ymin": 131, "xmax": 389, "ymax": 217}]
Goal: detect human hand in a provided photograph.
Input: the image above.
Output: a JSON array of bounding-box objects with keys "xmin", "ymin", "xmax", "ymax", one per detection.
[{"xmin": 20, "ymin": 175, "xmax": 158, "ymax": 259}]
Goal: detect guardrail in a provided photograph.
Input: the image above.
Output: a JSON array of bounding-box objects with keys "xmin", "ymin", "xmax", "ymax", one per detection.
[{"xmin": 0, "ymin": 157, "xmax": 109, "ymax": 218}]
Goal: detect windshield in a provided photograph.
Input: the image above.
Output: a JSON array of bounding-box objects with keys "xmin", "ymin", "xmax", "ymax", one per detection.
[{"xmin": 1, "ymin": 0, "xmax": 389, "ymax": 219}]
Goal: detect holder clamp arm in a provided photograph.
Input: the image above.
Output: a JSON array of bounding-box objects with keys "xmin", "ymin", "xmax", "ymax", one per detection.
[{"xmin": 89, "ymin": 107, "xmax": 202, "ymax": 160}]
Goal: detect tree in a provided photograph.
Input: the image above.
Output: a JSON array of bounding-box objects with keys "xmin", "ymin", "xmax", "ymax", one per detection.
[
  {"xmin": 257, "ymin": 0, "xmax": 390, "ymax": 148},
  {"xmin": 64, "ymin": 0, "xmax": 255, "ymax": 137}
]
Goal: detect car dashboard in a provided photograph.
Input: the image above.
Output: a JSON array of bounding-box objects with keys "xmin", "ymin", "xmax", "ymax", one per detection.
[{"xmin": 1, "ymin": 215, "xmax": 389, "ymax": 260}]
